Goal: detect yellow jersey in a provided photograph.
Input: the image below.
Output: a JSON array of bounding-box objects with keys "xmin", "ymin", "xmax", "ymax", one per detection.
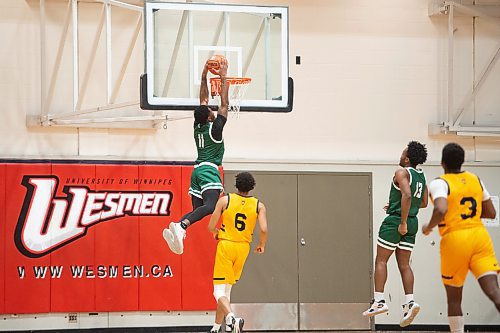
[
  {"xmin": 218, "ymin": 193, "xmax": 259, "ymax": 243},
  {"xmin": 439, "ymin": 171, "xmax": 485, "ymax": 236}
]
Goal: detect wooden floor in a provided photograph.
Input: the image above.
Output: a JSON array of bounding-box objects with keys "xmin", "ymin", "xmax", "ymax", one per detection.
[{"xmin": 14, "ymin": 328, "xmax": 500, "ymax": 333}]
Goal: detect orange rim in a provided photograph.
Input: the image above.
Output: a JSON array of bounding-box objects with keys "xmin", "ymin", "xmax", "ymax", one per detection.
[
  {"xmin": 210, "ymin": 77, "xmax": 251, "ymax": 96},
  {"xmin": 210, "ymin": 77, "xmax": 251, "ymax": 84}
]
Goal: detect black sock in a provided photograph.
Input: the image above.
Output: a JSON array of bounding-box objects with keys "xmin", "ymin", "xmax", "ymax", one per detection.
[{"xmin": 180, "ymin": 221, "xmax": 189, "ymax": 230}]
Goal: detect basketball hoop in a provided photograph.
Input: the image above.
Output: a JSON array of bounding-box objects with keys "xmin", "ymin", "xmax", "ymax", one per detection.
[{"xmin": 210, "ymin": 77, "xmax": 251, "ymax": 116}]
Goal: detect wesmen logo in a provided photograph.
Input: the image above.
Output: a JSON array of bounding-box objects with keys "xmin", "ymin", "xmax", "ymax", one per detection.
[{"xmin": 15, "ymin": 176, "xmax": 173, "ymax": 258}]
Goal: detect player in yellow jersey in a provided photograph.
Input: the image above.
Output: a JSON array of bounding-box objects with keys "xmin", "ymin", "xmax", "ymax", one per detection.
[
  {"xmin": 422, "ymin": 143, "xmax": 499, "ymax": 333},
  {"xmin": 207, "ymin": 172, "xmax": 268, "ymax": 333}
]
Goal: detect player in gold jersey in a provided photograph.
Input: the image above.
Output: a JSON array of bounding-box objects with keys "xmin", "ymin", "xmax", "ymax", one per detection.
[
  {"xmin": 207, "ymin": 172, "xmax": 268, "ymax": 333},
  {"xmin": 422, "ymin": 143, "xmax": 499, "ymax": 333}
]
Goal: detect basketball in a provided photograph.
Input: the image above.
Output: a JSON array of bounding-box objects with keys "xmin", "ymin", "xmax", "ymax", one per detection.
[{"xmin": 207, "ymin": 54, "xmax": 226, "ymax": 75}]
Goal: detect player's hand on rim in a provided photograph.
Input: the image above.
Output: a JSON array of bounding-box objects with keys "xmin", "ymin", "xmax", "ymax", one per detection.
[{"xmin": 218, "ymin": 58, "xmax": 228, "ymax": 78}]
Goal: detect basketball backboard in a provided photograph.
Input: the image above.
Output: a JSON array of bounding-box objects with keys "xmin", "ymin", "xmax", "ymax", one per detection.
[{"xmin": 140, "ymin": 1, "xmax": 293, "ymax": 112}]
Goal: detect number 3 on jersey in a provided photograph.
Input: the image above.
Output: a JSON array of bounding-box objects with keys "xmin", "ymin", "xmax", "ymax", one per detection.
[
  {"xmin": 235, "ymin": 213, "xmax": 246, "ymax": 231},
  {"xmin": 460, "ymin": 197, "xmax": 477, "ymax": 219}
]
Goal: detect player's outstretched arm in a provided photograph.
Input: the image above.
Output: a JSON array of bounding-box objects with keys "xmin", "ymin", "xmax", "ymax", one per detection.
[
  {"xmin": 255, "ymin": 202, "xmax": 268, "ymax": 254},
  {"xmin": 422, "ymin": 197, "xmax": 447, "ymax": 235},
  {"xmin": 423, "ymin": 178, "xmax": 448, "ymax": 235},
  {"xmin": 218, "ymin": 58, "xmax": 229, "ymax": 119},
  {"xmin": 199, "ymin": 62, "xmax": 210, "ymax": 105},
  {"xmin": 208, "ymin": 196, "xmax": 228, "ymax": 238}
]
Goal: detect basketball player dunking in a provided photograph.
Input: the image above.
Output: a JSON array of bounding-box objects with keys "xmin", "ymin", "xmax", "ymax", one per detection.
[{"xmin": 163, "ymin": 57, "xmax": 229, "ymax": 255}]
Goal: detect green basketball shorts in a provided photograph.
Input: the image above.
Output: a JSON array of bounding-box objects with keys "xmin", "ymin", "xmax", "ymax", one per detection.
[
  {"xmin": 188, "ymin": 163, "xmax": 223, "ymax": 199},
  {"xmin": 377, "ymin": 215, "xmax": 418, "ymax": 252}
]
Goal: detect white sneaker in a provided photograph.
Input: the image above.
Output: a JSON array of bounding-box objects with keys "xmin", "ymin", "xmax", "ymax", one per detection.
[
  {"xmin": 162, "ymin": 228, "xmax": 175, "ymax": 251},
  {"xmin": 362, "ymin": 300, "xmax": 389, "ymax": 317},
  {"xmin": 225, "ymin": 315, "xmax": 244, "ymax": 333},
  {"xmin": 209, "ymin": 326, "xmax": 220, "ymax": 333},
  {"xmin": 225, "ymin": 314, "xmax": 235, "ymax": 332},
  {"xmin": 233, "ymin": 318, "xmax": 244, "ymax": 333},
  {"xmin": 400, "ymin": 301, "xmax": 420, "ymax": 327},
  {"xmin": 169, "ymin": 222, "xmax": 186, "ymax": 254}
]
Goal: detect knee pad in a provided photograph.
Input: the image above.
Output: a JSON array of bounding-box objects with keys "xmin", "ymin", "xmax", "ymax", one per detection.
[{"xmin": 213, "ymin": 284, "xmax": 226, "ymax": 303}]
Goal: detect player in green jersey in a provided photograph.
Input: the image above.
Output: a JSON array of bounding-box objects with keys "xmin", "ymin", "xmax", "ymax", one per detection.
[
  {"xmin": 363, "ymin": 141, "xmax": 428, "ymax": 327},
  {"xmin": 163, "ymin": 58, "xmax": 229, "ymax": 255}
]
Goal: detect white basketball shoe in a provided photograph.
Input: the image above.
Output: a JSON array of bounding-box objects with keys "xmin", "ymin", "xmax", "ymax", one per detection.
[
  {"xmin": 362, "ymin": 299, "xmax": 389, "ymax": 317},
  {"xmin": 163, "ymin": 222, "xmax": 185, "ymax": 254},
  {"xmin": 400, "ymin": 300, "xmax": 420, "ymax": 327}
]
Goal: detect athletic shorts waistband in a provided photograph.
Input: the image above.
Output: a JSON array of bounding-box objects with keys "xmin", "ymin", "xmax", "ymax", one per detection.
[
  {"xmin": 194, "ymin": 162, "xmax": 219, "ymax": 169},
  {"xmin": 389, "ymin": 214, "xmax": 416, "ymax": 218}
]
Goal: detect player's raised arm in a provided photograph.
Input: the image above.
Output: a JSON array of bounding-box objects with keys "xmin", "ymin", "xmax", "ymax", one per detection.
[
  {"xmin": 218, "ymin": 58, "xmax": 229, "ymax": 119},
  {"xmin": 199, "ymin": 61, "xmax": 210, "ymax": 105},
  {"xmin": 254, "ymin": 202, "xmax": 268, "ymax": 253}
]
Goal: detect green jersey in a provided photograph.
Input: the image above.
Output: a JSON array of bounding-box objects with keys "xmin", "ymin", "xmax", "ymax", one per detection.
[
  {"xmin": 386, "ymin": 167, "xmax": 426, "ymax": 217},
  {"xmin": 194, "ymin": 121, "xmax": 225, "ymax": 166}
]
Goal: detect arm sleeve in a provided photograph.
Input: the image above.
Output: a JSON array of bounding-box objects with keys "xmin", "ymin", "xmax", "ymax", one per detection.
[
  {"xmin": 480, "ymin": 180, "xmax": 491, "ymax": 201},
  {"xmin": 429, "ymin": 178, "xmax": 449, "ymax": 200},
  {"xmin": 211, "ymin": 115, "xmax": 227, "ymax": 141}
]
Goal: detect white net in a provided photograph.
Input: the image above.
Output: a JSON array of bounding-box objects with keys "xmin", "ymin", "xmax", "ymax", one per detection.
[{"xmin": 210, "ymin": 77, "xmax": 251, "ymax": 117}]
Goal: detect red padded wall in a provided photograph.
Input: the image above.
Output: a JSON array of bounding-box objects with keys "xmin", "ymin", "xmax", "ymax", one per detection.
[
  {"xmin": 180, "ymin": 166, "xmax": 218, "ymax": 310},
  {"xmin": 49, "ymin": 164, "xmax": 96, "ymax": 312},
  {"xmin": 138, "ymin": 165, "xmax": 182, "ymax": 310},
  {"xmin": 94, "ymin": 164, "xmax": 139, "ymax": 311},
  {"xmin": 0, "ymin": 165, "xmax": 5, "ymax": 313},
  {"xmin": 5, "ymin": 164, "xmax": 51, "ymax": 314},
  {"xmin": 0, "ymin": 162, "xmax": 220, "ymax": 314}
]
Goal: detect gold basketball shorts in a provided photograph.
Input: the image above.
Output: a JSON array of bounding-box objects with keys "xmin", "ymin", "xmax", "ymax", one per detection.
[
  {"xmin": 440, "ymin": 227, "xmax": 499, "ymax": 287},
  {"xmin": 213, "ymin": 240, "xmax": 250, "ymax": 285}
]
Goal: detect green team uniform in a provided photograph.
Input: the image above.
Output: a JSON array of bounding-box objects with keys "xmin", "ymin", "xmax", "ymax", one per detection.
[
  {"xmin": 188, "ymin": 121, "xmax": 225, "ymax": 199},
  {"xmin": 378, "ymin": 167, "xmax": 426, "ymax": 252}
]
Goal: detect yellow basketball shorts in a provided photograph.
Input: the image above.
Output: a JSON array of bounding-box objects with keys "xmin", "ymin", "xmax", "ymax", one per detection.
[
  {"xmin": 213, "ymin": 240, "xmax": 250, "ymax": 285},
  {"xmin": 440, "ymin": 227, "xmax": 500, "ymax": 287}
]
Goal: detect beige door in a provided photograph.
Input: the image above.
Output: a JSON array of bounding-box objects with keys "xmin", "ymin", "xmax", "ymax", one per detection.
[
  {"xmin": 298, "ymin": 173, "xmax": 372, "ymax": 330},
  {"xmin": 226, "ymin": 171, "xmax": 372, "ymax": 330}
]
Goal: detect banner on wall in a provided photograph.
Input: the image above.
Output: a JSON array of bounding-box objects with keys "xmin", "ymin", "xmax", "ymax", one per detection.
[{"xmin": 0, "ymin": 162, "xmax": 219, "ymax": 314}]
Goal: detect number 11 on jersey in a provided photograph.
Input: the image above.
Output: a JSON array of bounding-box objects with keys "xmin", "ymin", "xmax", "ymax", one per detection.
[{"xmin": 197, "ymin": 134, "xmax": 205, "ymax": 148}]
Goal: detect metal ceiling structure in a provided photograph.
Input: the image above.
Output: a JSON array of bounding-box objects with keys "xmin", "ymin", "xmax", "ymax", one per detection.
[
  {"xmin": 429, "ymin": 0, "xmax": 500, "ymax": 137},
  {"xmin": 28, "ymin": 0, "xmax": 167, "ymax": 129}
]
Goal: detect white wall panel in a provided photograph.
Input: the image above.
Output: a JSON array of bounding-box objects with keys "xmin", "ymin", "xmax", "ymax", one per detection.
[{"xmin": 0, "ymin": 0, "xmax": 499, "ymax": 328}]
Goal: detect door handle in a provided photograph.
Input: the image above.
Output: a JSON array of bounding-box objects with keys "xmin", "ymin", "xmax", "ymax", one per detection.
[{"xmin": 300, "ymin": 238, "xmax": 306, "ymax": 246}]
